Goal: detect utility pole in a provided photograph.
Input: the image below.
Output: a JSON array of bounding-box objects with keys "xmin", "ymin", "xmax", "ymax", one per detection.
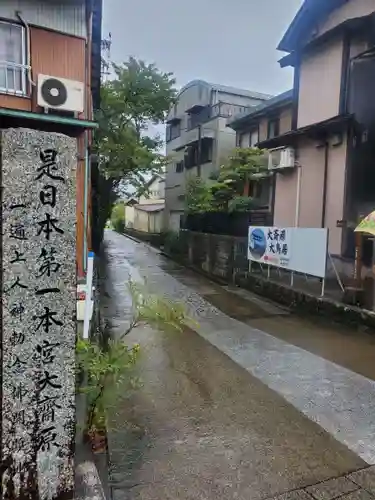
[
  {"xmin": 101, "ymin": 32, "xmax": 112, "ymax": 82},
  {"xmin": 197, "ymin": 124, "xmax": 202, "ymax": 177}
]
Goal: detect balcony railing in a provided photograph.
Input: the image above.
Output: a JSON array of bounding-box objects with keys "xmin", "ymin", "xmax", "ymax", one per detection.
[
  {"xmin": 187, "ymin": 101, "xmax": 251, "ymax": 130},
  {"xmin": 0, "ymin": 61, "xmax": 28, "ymax": 96}
]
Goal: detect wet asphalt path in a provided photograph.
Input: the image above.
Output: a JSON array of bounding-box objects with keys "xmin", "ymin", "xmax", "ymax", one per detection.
[{"xmin": 102, "ymin": 231, "xmax": 375, "ymax": 500}]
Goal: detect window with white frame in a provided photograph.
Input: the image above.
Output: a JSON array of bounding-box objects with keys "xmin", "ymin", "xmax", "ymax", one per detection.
[{"xmin": 0, "ymin": 21, "xmax": 27, "ymax": 95}]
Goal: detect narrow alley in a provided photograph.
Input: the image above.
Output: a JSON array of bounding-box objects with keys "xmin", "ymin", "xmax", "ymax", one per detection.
[{"xmin": 102, "ymin": 230, "xmax": 375, "ymax": 500}]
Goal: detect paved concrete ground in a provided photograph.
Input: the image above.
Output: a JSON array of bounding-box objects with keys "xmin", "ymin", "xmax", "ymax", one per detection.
[{"xmin": 102, "ymin": 231, "xmax": 375, "ymax": 500}]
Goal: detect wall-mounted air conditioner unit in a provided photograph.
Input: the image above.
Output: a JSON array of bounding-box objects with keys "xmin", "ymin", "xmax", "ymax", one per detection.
[
  {"xmin": 268, "ymin": 146, "xmax": 295, "ymax": 171},
  {"xmin": 37, "ymin": 74, "xmax": 84, "ymax": 113}
]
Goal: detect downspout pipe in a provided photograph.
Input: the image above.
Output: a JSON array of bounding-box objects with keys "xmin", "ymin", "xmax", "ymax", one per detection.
[
  {"xmin": 16, "ymin": 11, "xmax": 36, "ymax": 88},
  {"xmin": 294, "ymin": 164, "xmax": 302, "ymax": 227},
  {"xmin": 83, "ymin": 10, "xmax": 93, "ymax": 273},
  {"xmin": 83, "ymin": 134, "xmax": 89, "ymax": 273},
  {"xmin": 321, "ymin": 140, "xmax": 329, "ymax": 228}
]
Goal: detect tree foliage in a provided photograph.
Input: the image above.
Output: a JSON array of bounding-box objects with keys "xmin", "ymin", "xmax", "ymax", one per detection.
[
  {"xmin": 110, "ymin": 201, "xmax": 125, "ymax": 233},
  {"xmin": 185, "ymin": 147, "xmax": 268, "ymax": 214},
  {"xmin": 228, "ymin": 195, "xmax": 259, "ymax": 213},
  {"xmin": 92, "ymin": 57, "xmax": 177, "ymax": 249},
  {"xmin": 185, "ymin": 176, "xmax": 214, "ymax": 214}
]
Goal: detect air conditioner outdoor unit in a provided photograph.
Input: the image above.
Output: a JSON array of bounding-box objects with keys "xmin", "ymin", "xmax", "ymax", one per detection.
[
  {"xmin": 268, "ymin": 146, "xmax": 295, "ymax": 171},
  {"xmin": 37, "ymin": 74, "xmax": 84, "ymax": 113}
]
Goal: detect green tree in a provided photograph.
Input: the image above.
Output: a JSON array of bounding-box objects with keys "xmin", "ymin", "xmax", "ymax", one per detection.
[
  {"xmin": 110, "ymin": 201, "xmax": 125, "ymax": 232},
  {"xmin": 185, "ymin": 176, "xmax": 214, "ymax": 214},
  {"xmin": 92, "ymin": 57, "xmax": 177, "ymax": 250},
  {"xmin": 217, "ymin": 147, "xmax": 268, "ymax": 194},
  {"xmin": 185, "ymin": 148, "xmax": 268, "ymax": 214}
]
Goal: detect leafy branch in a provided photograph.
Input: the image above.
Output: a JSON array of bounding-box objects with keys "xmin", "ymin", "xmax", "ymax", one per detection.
[{"xmin": 185, "ymin": 147, "xmax": 269, "ymax": 213}]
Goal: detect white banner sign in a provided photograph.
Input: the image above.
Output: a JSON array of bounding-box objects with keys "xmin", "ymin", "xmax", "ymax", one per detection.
[{"xmin": 248, "ymin": 226, "xmax": 328, "ymax": 278}]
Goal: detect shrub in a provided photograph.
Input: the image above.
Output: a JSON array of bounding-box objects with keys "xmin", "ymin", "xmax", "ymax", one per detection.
[
  {"xmin": 228, "ymin": 195, "xmax": 259, "ymax": 213},
  {"xmin": 110, "ymin": 202, "xmax": 125, "ymax": 233},
  {"xmin": 163, "ymin": 230, "xmax": 188, "ymax": 256}
]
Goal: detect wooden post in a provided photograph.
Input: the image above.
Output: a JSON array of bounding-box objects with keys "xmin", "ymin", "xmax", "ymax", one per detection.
[
  {"xmin": 243, "ymin": 178, "xmax": 250, "ymax": 197},
  {"xmin": 353, "ymin": 230, "xmax": 363, "ymax": 286}
]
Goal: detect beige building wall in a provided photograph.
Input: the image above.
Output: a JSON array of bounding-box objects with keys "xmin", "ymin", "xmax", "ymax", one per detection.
[
  {"xmin": 133, "ymin": 209, "xmax": 149, "ymax": 232},
  {"xmin": 133, "ymin": 208, "xmax": 164, "ymax": 233},
  {"xmin": 273, "ymin": 136, "xmax": 347, "ymax": 255},
  {"xmin": 124, "ymin": 205, "xmax": 135, "ymax": 228},
  {"xmin": 298, "ymin": 37, "xmax": 343, "ymax": 128},
  {"xmin": 255, "ymin": 106, "xmax": 292, "ymax": 143},
  {"xmin": 323, "ymin": 136, "xmax": 347, "ymax": 255},
  {"xmin": 272, "ymin": 0, "xmax": 375, "ymax": 258},
  {"xmin": 279, "ymin": 107, "xmax": 292, "ymax": 135},
  {"xmin": 150, "ymin": 212, "xmax": 163, "ymax": 233},
  {"xmin": 297, "ymin": 139, "xmax": 326, "ymax": 228},
  {"xmin": 259, "ymin": 117, "xmax": 268, "ymax": 142},
  {"xmin": 273, "ymin": 171, "xmax": 298, "ymax": 228}
]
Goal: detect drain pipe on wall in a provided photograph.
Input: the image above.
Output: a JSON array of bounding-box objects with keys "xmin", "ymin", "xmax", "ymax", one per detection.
[
  {"xmin": 321, "ymin": 140, "xmax": 329, "ymax": 228},
  {"xmin": 294, "ymin": 163, "xmax": 302, "ymax": 227},
  {"xmin": 16, "ymin": 11, "xmax": 36, "ymax": 88}
]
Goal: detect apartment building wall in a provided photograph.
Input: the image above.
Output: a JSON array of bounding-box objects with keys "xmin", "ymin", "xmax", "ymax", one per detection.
[
  {"xmin": 165, "ymin": 81, "xmax": 270, "ymax": 231},
  {"xmin": 0, "ymin": 0, "xmax": 95, "ymax": 276}
]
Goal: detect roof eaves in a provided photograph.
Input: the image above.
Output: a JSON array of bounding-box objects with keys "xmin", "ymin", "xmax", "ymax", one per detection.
[
  {"xmin": 277, "ymin": 0, "xmax": 348, "ymax": 54},
  {"xmin": 258, "ymin": 113, "xmax": 353, "ymax": 149},
  {"xmin": 227, "ymin": 90, "xmax": 293, "ymax": 130}
]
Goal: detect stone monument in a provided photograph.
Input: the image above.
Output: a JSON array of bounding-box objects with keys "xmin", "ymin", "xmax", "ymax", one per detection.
[{"xmin": 1, "ymin": 128, "xmax": 77, "ymax": 499}]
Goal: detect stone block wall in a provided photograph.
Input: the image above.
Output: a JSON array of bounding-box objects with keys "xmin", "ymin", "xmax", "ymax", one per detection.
[
  {"xmin": 181, "ymin": 230, "xmax": 375, "ymax": 329},
  {"xmin": 211, "ymin": 235, "xmax": 234, "ymax": 281}
]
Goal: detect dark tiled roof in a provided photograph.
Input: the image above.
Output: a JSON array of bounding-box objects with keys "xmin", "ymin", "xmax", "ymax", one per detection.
[
  {"xmin": 227, "ymin": 89, "xmax": 293, "ymax": 130},
  {"xmin": 258, "ymin": 113, "xmax": 353, "ymax": 149},
  {"xmin": 134, "ymin": 203, "xmax": 165, "ymax": 212},
  {"xmin": 278, "ymin": 0, "xmax": 349, "ymax": 53}
]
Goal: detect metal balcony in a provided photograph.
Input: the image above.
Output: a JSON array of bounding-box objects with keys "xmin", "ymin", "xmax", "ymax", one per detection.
[
  {"xmin": 187, "ymin": 102, "xmax": 251, "ymax": 130},
  {"xmin": 0, "ymin": 61, "xmax": 28, "ymax": 96}
]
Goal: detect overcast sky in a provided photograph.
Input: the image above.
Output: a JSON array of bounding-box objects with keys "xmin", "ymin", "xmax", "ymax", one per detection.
[{"xmin": 102, "ymin": 0, "xmax": 303, "ymax": 97}]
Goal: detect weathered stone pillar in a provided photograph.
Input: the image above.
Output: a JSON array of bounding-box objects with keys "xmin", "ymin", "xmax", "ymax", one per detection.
[{"xmin": 1, "ymin": 128, "xmax": 77, "ymax": 499}]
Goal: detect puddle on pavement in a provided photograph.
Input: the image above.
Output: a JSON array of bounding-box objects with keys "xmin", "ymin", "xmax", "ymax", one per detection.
[
  {"xmin": 199, "ymin": 289, "xmax": 375, "ymax": 381},
  {"xmin": 196, "ymin": 286, "xmax": 375, "ymax": 381},
  {"xmin": 200, "ymin": 290, "xmax": 286, "ymax": 321},
  {"xmin": 161, "ymin": 261, "xmax": 375, "ymax": 381},
  {"xmin": 106, "ymin": 323, "xmax": 365, "ymax": 500}
]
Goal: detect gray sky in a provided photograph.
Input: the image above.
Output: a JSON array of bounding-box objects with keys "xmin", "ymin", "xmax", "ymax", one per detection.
[{"xmin": 102, "ymin": 0, "xmax": 303, "ymax": 96}]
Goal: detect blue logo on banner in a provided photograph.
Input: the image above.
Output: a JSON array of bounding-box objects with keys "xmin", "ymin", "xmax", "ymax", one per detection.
[{"xmin": 249, "ymin": 228, "xmax": 266, "ymax": 259}]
